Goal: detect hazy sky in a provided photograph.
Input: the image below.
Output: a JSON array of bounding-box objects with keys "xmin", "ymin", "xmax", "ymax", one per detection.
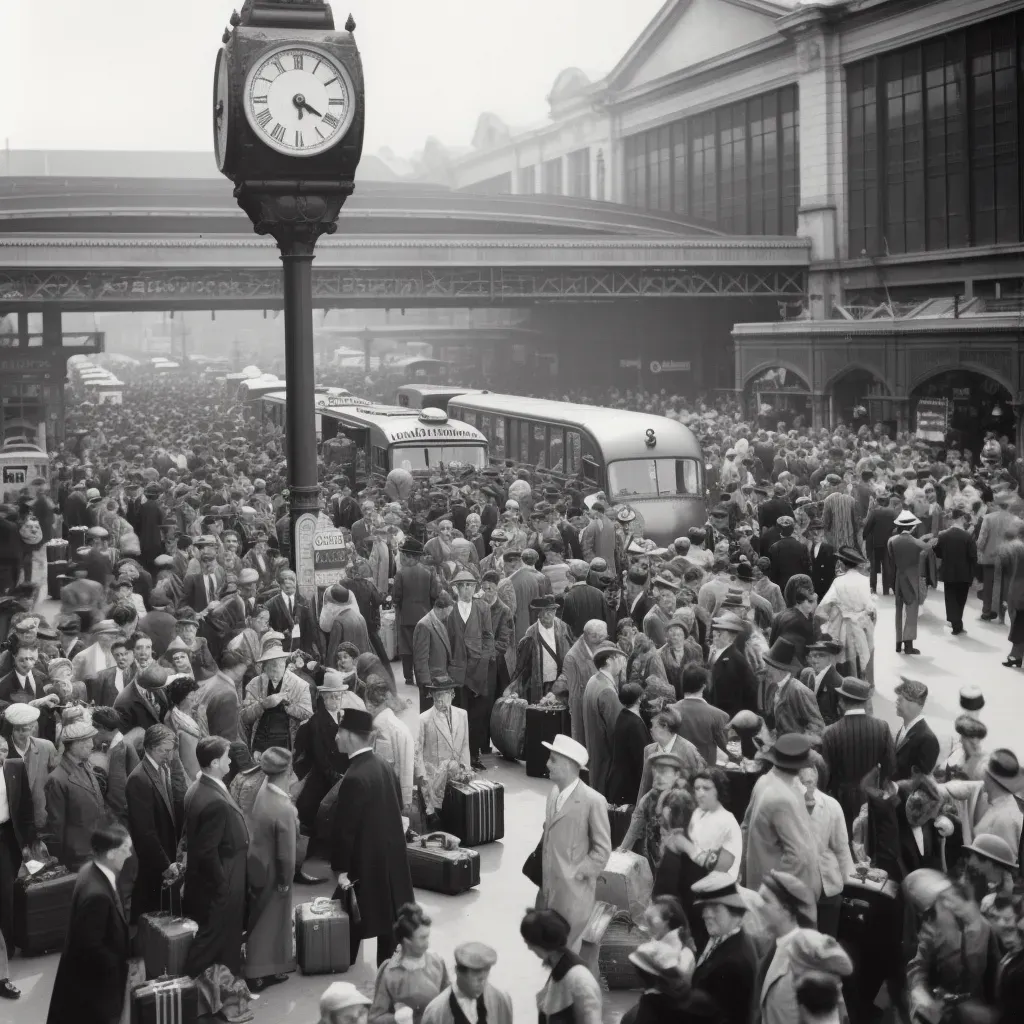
[{"xmin": 1, "ymin": 0, "xmax": 662, "ymax": 156}]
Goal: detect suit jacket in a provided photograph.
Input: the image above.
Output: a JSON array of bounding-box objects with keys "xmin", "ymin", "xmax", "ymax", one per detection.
[
  {"xmin": 421, "ymin": 984, "xmax": 513, "ymax": 1024},
  {"xmin": 199, "ymin": 674, "xmax": 241, "ymax": 742},
  {"xmin": 447, "ymin": 598, "xmax": 494, "ymax": 696},
  {"xmin": 888, "ymin": 532, "xmax": 929, "ymax": 603},
  {"xmin": 764, "ymin": 674, "xmax": 826, "ymax": 740},
  {"xmin": 44, "ymin": 755, "xmax": 107, "ymax": 869},
  {"xmin": 137, "ymin": 499, "xmax": 165, "ymax": 566},
  {"xmin": 539, "ymin": 779, "xmax": 611, "ymax": 947},
  {"xmin": 125, "ymin": 755, "xmax": 185, "ymax": 921},
  {"xmin": 605, "ymin": 709, "xmax": 651, "ymax": 806},
  {"xmin": 708, "ymin": 644, "xmax": 759, "ymax": 720},
  {"xmin": 508, "ymin": 565, "xmax": 551, "ymax": 640},
  {"xmin": 241, "ymin": 547, "xmax": 275, "ymax": 586},
  {"xmin": 293, "ymin": 700, "xmax": 347, "ymax": 829},
  {"xmin": 798, "ymin": 664, "xmax": 843, "ymax": 726},
  {"xmin": 393, "ymin": 562, "xmax": 440, "ymax": 627},
  {"xmin": 895, "ymin": 716, "xmax": 940, "ymax": 780},
  {"xmin": 1, "ymin": 758, "xmax": 36, "ymax": 850},
  {"xmin": 0, "ymin": 668, "xmax": 58, "ymax": 742},
  {"xmin": 183, "ymin": 567, "xmax": 226, "ymax": 613},
  {"xmin": 46, "ymin": 862, "xmax": 130, "ymax": 1024},
  {"xmin": 741, "ymin": 769, "xmax": 821, "ymax": 897},
  {"xmin": 9, "ymin": 734, "xmax": 59, "ymax": 831},
  {"xmin": 935, "ymin": 526, "xmax": 977, "ymax": 583},
  {"xmin": 758, "ymin": 497, "xmax": 794, "ymax": 532},
  {"xmin": 266, "ymin": 592, "xmax": 324, "ymax": 659},
  {"xmin": 412, "ymin": 611, "xmax": 452, "ymax": 687},
  {"xmin": 114, "ymin": 679, "xmax": 169, "ymax": 734},
  {"xmin": 978, "ymin": 509, "xmax": 1018, "ymax": 565},
  {"xmin": 559, "ymin": 582, "xmax": 606, "ymax": 641},
  {"xmin": 809, "ymin": 541, "xmax": 836, "ymax": 600},
  {"xmin": 89, "ymin": 663, "xmax": 136, "ymax": 707},
  {"xmin": 768, "ymin": 536, "xmax": 812, "ymax": 591},
  {"xmin": 820, "ymin": 711, "xmax": 896, "ymax": 829},
  {"xmin": 692, "ymin": 930, "xmax": 759, "ymax": 1024},
  {"xmin": 862, "ymin": 506, "xmax": 897, "ymax": 550},
  {"xmin": 670, "ymin": 695, "xmax": 731, "ymax": 767},
  {"xmin": 416, "ymin": 705, "xmax": 472, "ymax": 782}
]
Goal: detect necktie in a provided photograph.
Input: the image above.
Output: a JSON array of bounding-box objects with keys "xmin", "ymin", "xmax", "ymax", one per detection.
[
  {"xmin": 22, "ymin": 674, "xmax": 34, "ymax": 698},
  {"xmin": 287, "ymin": 596, "xmax": 293, "ymax": 616},
  {"xmin": 207, "ymin": 575, "xmax": 216, "ymax": 602},
  {"xmin": 477, "ymin": 997, "xmax": 488, "ymax": 1024},
  {"xmin": 160, "ymin": 764, "xmax": 173, "ymax": 819}
]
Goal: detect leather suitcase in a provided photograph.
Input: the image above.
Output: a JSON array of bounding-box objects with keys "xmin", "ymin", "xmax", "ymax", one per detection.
[
  {"xmin": 137, "ymin": 897, "xmax": 199, "ymax": 980},
  {"xmin": 48, "ymin": 559, "xmax": 70, "ymax": 601},
  {"xmin": 525, "ymin": 703, "xmax": 571, "ymax": 778},
  {"xmin": 294, "ymin": 897, "xmax": 350, "ymax": 975},
  {"xmin": 489, "ymin": 693, "xmax": 527, "ymax": 761},
  {"xmin": 441, "ymin": 779, "xmax": 504, "ymax": 846},
  {"xmin": 838, "ymin": 867, "xmax": 901, "ymax": 1014},
  {"xmin": 595, "ymin": 851, "xmax": 654, "ymax": 926},
  {"xmin": 407, "ymin": 832, "xmax": 480, "ymax": 894},
  {"xmin": 607, "ymin": 804, "xmax": 634, "ymax": 849},
  {"xmin": 13, "ymin": 869, "xmax": 76, "ymax": 955},
  {"xmin": 131, "ymin": 976, "xmax": 199, "ymax": 1024},
  {"xmin": 599, "ymin": 910, "xmax": 645, "ymax": 990},
  {"xmin": 379, "ymin": 609, "xmax": 398, "ymax": 661}
]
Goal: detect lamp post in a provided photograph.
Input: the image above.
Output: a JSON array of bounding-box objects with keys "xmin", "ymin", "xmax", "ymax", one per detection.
[{"xmin": 215, "ymin": 0, "xmax": 364, "ymax": 575}]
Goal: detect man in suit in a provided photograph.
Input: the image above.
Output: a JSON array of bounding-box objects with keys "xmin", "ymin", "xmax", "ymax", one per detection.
[
  {"xmin": 893, "ymin": 677, "xmax": 940, "ymax": 780},
  {"xmin": 806, "ymin": 518, "xmax": 836, "ymax": 601},
  {"xmin": 447, "ymin": 570, "xmax": 495, "ymax": 769},
  {"xmin": 416, "ymin": 676, "xmax": 471, "ymax": 825},
  {"xmin": 768, "ymin": 517, "xmax": 812, "ymax": 593},
  {"xmin": 137, "ymin": 482, "xmax": 167, "ymax": 572},
  {"xmin": 740, "ymin": 733, "xmax": 821, "ymax": 898},
  {"xmin": 266, "ymin": 570, "xmax": 323, "ymax": 659},
  {"xmin": 125, "ymin": 724, "xmax": 185, "ymax": 923},
  {"xmin": 934, "ymin": 508, "xmax": 977, "ymax": 635},
  {"xmin": 412, "ymin": 594, "xmax": 454, "ymax": 712},
  {"xmin": 57, "ymin": 615, "xmax": 86, "ymax": 663},
  {"xmin": 182, "ymin": 545, "xmax": 226, "ymax": 614},
  {"xmin": 762, "ymin": 639, "xmax": 826, "ymax": 741},
  {"xmin": 670, "ymin": 664, "xmax": 731, "ymax": 766},
  {"xmin": 800, "ymin": 637, "xmax": 844, "ymax": 726},
  {"xmin": 820, "ymin": 677, "xmax": 896, "ymax": 831},
  {"xmin": 241, "ymin": 530, "xmax": 275, "ymax": 589},
  {"xmin": 560, "ymin": 619, "xmax": 606, "ymax": 746},
  {"xmin": 114, "ymin": 662, "xmax": 170, "ymax": 735},
  {"xmin": 581, "ymin": 643, "xmax": 625, "ymax": 798},
  {"xmin": 889, "ymin": 510, "xmax": 933, "ymax": 655},
  {"xmin": 0, "ymin": 644, "xmax": 60, "ymax": 743},
  {"xmin": 479, "ymin": 569, "xmax": 514, "ymax": 750},
  {"xmin": 138, "ymin": 592, "xmax": 178, "ymax": 658},
  {"xmin": 393, "ymin": 539, "xmax": 441, "ymax": 685},
  {"xmin": 88, "ymin": 636, "xmax": 136, "ymax": 706},
  {"xmin": 182, "ymin": 736, "xmax": 250, "ymax": 985},
  {"xmin": 0, "ymin": 735, "xmax": 37, "ymax": 952},
  {"xmin": 4, "ymin": 703, "xmax": 59, "ymax": 832},
  {"xmin": 758, "ymin": 483, "xmax": 795, "ymax": 534},
  {"xmin": 330, "ymin": 707, "xmax": 415, "ymax": 966},
  {"xmin": 537, "ymin": 734, "xmax": 611, "ymax": 969},
  {"xmin": 862, "ymin": 494, "xmax": 898, "ymax": 595},
  {"xmin": 977, "ymin": 490, "xmax": 1018, "ymax": 621},
  {"xmin": 504, "ymin": 549, "xmax": 551, "ymax": 643},
  {"xmin": 559, "ymin": 560, "xmax": 606, "ymax": 640},
  {"xmin": 420, "ymin": 942, "xmax": 513, "ymax": 1024},
  {"xmin": 45, "ymin": 822, "xmax": 133, "ymax": 1024},
  {"xmin": 689, "ymin": 873, "xmax": 760, "ymax": 1024},
  {"xmin": 204, "ymin": 578, "xmax": 245, "ymax": 661},
  {"xmin": 707, "ymin": 613, "xmax": 759, "ymax": 720}
]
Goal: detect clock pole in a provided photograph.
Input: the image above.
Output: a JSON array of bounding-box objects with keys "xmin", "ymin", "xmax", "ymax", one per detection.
[{"xmin": 217, "ymin": 0, "xmax": 364, "ymax": 572}]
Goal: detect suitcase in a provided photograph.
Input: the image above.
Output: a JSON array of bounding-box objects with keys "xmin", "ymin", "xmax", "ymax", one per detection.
[
  {"xmin": 294, "ymin": 896, "xmax": 350, "ymax": 975},
  {"xmin": 441, "ymin": 779, "xmax": 505, "ymax": 846},
  {"xmin": 46, "ymin": 539, "xmax": 68, "ymax": 562},
  {"xmin": 68, "ymin": 525, "xmax": 88, "ymax": 552},
  {"xmin": 838, "ymin": 867, "xmax": 901, "ymax": 1014},
  {"xmin": 595, "ymin": 851, "xmax": 654, "ymax": 926},
  {"xmin": 598, "ymin": 910, "xmax": 645, "ymax": 990},
  {"xmin": 525, "ymin": 703, "xmax": 571, "ymax": 778},
  {"xmin": 131, "ymin": 976, "xmax": 199, "ymax": 1024},
  {"xmin": 607, "ymin": 804, "xmax": 634, "ymax": 849},
  {"xmin": 48, "ymin": 559, "xmax": 70, "ymax": 601},
  {"xmin": 379, "ymin": 609, "xmax": 398, "ymax": 661},
  {"xmin": 13, "ymin": 868, "xmax": 76, "ymax": 955},
  {"xmin": 407, "ymin": 831, "xmax": 481, "ymax": 894},
  {"xmin": 489, "ymin": 693, "xmax": 527, "ymax": 761},
  {"xmin": 137, "ymin": 890, "xmax": 199, "ymax": 980}
]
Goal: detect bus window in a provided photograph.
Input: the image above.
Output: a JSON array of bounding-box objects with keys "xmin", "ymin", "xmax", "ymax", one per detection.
[
  {"xmin": 581, "ymin": 456, "xmax": 599, "ymax": 484},
  {"xmin": 493, "ymin": 417, "xmax": 506, "ymax": 459},
  {"xmin": 479, "ymin": 414, "xmax": 492, "ymax": 442},
  {"xmin": 398, "ymin": 393, "xmax": 410, "ymax": 407},
  {"xmin": 566, "ymin": 431, "xmax": 581, "ymax": 475},
  {"xmin": 517, "ymin": 421, "xmax": 529, "ymax": 463},
  {"xmin": 392, "ymin": 446, "xmax": 488, "ymax": 473},
  {"xmin": 532, "ymin": 424, "xmax": 547, "ymax": 468},
  {"xmin": 607, "ymin": 458, "xmax": 703, "ymax": 498},
  {"xmin": 372, "ymin": 446, "xmax": 389, "ymax": 473},
  {"xmin": 548, "ymin": 428, "xmax": 564, "ymax": 475},
  {"xmin": 462, "ymin": 410, "xmax": 476, "ymax": 428}
]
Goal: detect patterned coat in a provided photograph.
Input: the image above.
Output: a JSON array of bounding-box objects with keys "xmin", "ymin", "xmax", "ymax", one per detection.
[{"xmin": 240, "ymin": 668, "xmax": 313, "ymax": 751}]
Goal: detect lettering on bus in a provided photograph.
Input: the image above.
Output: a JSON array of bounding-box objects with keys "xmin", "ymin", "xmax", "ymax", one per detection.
[{"xmin": 389, "ymin": 426, "xmax": 478, "ymax": 442}]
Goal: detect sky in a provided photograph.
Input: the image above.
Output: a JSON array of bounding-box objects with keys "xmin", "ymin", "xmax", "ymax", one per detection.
[{"xmin": 0, "ymin": 0, "xmax": 663, "ymax": 157}]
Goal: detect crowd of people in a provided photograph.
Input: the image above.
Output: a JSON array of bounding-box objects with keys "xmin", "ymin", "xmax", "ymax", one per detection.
[{"xmin": 0, "ymin": 365, "xmax": 1023, "ymax": 1024}]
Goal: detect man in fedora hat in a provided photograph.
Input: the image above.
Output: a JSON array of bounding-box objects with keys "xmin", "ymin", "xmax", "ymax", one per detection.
[
  {"xmin": 933, "ymin": 507, "xmax": 977, "ymax": 636},
  {"xmin": 707, "ymin": 612, "xmax": 759, "ymax": 720},
  {"xmin": 642, "ymin": 572, "xmax": 680, "ymax": 647},
  {"xmin": 861, "ymin": 492, "xmax": 898, "ymax": 595},
  {"xmin": 416, "ymin": 676, "xmax": 471, "ymax": 825},
  {"xmin": 448, "ymin": 569, "xmax": 494, "ymax": 770},
  {"xmin": 741, "ymin": 734, "xmax": 820, "ymax": 897},
  {"xmin": 893, "ymin": 677, "xmax": 939, "ymax": 779},
  {"xmin": 800, "ymin": 637, "xmax": 844, "ymax": 725},
  {"xmin": 536, "ymin": 734, "xmax": 611, "ymax": 964},
  {"xmin": 329, "ymin": 707, "xmax": 414, "ymax": 966},
  {"xmin": 888, "ymin": 511, "xmax": 931, "ymax": 654},
  {"xmin": 762, "ymin": 638, "xmax": 825, "ymax": 741},
  {"xmin": 690, "ymin": 872, "xmax": 759, "ymax": 1024},
  {"xmin": 511, "ymin": 594, "xmax": 572, "ymax": 705},
  {"xmin": 820, "ymin": 677, "xmax": 895, "ymax": 831},
  {"xmin": 581, "ymin": 642, "xmax": 628, "ymax": 797},
  {"xmin": 767, "ymin": 516, "xmax": 811, "ymax": 593},
  {"xmin": 240, "ymin": 642, "xmax": 313, "ymax": 755},
  {"xmin": 394, "ymin": 536, "xmax": 441, "ymax": 685},
  {"xmin": 412, "ymin": 593, "xmax": 455, "ymax": 713}
]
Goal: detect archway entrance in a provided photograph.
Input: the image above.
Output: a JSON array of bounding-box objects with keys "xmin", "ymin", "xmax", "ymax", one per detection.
[
  {"xmin": 911, "ymin": 369, "xmax": 1015, "ymax": 461},
  {"xmin": 745, "ymin": 367, "xmax": 810, "ymax": 429},
  {"xmin": 829, "ymin": 368, "xmax": 891, "ymax": 434}
]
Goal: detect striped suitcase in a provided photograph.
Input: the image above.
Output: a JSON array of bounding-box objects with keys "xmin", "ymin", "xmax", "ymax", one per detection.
[
  {"xmin": 441, "ymin": 779, "xmax": 505, "ymax": 846},
  {"xmin": 131, "ymin": 976, "xmax": 199, "ymax": 1024}
]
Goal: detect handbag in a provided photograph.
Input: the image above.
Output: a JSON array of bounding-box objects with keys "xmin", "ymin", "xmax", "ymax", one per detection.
[{"xmin": 522, "ymin": 837, "xmax": 543, "ymax": 888}]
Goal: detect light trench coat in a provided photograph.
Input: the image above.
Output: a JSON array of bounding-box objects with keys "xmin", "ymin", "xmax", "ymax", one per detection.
[
  {"xmin": 415, "ymin": 706, "xmax": 471, "ymax": 812},
  {"xmin": 537, "ymin": 780, "xmax": 612, "ymax": 950}
]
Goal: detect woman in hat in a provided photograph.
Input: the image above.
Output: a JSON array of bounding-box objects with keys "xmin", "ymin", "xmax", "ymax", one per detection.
[
  {"xmin": 244, "ymin": 747, "xmax": 299, "ymax": 992},
  {"xmin": 941, "ymin": 714, "xmax": 989, "ymax": 783}
]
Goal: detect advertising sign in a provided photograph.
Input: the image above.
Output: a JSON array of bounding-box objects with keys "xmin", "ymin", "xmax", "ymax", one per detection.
[
  {"xmin": 619, "ymin": 359, "xmax": 642, "ymax": 369},
  {"xmin": 2, "ymin": 467, "xmax": 27, "ymax": 486},
  {"xmin": 649, "ymin": 360, "xmax": 691, "ymax": 374},
  {"xmin": 313, "ymin": 528, "xmax": 349, "ymax": 588},
  {"xmin": 915, "ymin": 398, "xmax": 948, "ymax": 442},
  {"xmin": 293, "ymin": 514, "xmax": 318, "ymax": 604}
]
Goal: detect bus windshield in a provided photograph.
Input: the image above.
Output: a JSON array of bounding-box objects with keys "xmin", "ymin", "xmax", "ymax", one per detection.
[
  {"xmin": 393, "ymin": 445, "xmax": 487, "ymax": 473},
  {"xmin": 607, "ymin": 457, "xmax": 702, "ymax": 498}
]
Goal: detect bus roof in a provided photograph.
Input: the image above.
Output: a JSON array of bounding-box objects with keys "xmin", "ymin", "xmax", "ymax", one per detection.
[
  {"xmin": 386, "ymin": 357, "xmax": 446, "ymax": 372},
  {"xmin": 398, "ymin": 385, "xmax": 481, "ymax": 399},
  {"xmin": 262, "ymin": 390, "xmax": 373, "ymax": 409},
  {"xmin": 318, "ymin": 404, "xmax": 487, "ymax": 446},
  {"xmin": 449, "ymin": 393, "xmax": 703, "ymax": 461}
]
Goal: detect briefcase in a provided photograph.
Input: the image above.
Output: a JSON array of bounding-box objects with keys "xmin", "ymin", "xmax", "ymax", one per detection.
[
  {"xmin": 599, "ymin": 910, "xmax": 645, "ymax": 990},
  {"xmin": 137, "ymin": 890, "xmax": 199, "ymax": 981},
  {"xmin": 379, "ymin": 609, "xmax": 398, "ymax": 661},
  {"xmin": 131, "ymin": 976, "xmax": 199, "ymax": 1024},
  {"xmin": 441, "ymin": 779, "xmax": 504, "ymax": 846},
  {"xmin": 407, "ymin": 831, "xmax": 480, "ymax": 895},
  {"xmin": 13, "ymin": 868, "xmax": 76, "ymax": 956},
  {"xmin": 294, "ymin": 897, "xmax": 350, "ymax": 975},
  {"xmin": 524, "ymin": 703, "xmax": 571, "ymax": 778}
]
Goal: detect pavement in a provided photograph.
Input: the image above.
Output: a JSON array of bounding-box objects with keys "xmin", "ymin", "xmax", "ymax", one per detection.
[{"xmin": 6, "ymin": 581, "xmax": 1020, "ymax": 1023}]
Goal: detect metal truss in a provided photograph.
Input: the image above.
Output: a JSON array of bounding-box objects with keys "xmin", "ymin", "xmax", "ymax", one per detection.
[{"xmin": 0, "ymin": 266, "xmax": 806, "ymax": 308}]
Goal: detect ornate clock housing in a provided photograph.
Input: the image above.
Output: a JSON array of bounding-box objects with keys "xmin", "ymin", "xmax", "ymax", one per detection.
[
  {"xmin": 243, "ymin": 42, "xmax": 355, "ymax": 157},
  {"xmin": 213, "ymin": 48, "xmax": 230, "ymax": 171}
]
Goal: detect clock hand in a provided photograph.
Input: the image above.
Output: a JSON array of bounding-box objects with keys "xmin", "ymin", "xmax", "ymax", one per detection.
[{"xmin": 302, "ymin": 102, "xmax": 322, "ymax": 118}]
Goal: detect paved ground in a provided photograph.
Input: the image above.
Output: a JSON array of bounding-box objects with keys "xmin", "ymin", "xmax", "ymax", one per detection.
[{"xmin": 6, "ymin": 580, "xmax": 1020, "ymax": 1023}]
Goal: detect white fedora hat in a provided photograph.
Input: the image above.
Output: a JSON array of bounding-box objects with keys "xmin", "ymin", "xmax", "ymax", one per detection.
[
  {"xmin": 894, "ymin": 510, "xmax": 921, "ymax": 528},
  {"xmin": 541, "ymin": 733, "xmax": 589, "ymax": 769}
]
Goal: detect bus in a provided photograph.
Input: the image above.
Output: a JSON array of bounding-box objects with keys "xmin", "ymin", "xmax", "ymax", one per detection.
[
  {"xmin": 236, "ymin": 373, "xmax": 286, "ymax": 404},
  {"xmin": 317, "ymin": 404, "xmax": 488, "ymax": 482},
  {"xmin": 84, "ymin": 377, "xmax": 125, "ymax": 405},
  {"xmin": 258, "ymin": 388, "xmax": 372, "ymax": 435},
  {"xmin": 446, "ymin": 393, "xmax": 706, "ymax": 542},
  {"xmin": 395, "ymin": 385, "xmax": 481, "ymax": 412},
  {"xmin": 0, "ymin": 438, "xmax": 48, "ymax": 502}
]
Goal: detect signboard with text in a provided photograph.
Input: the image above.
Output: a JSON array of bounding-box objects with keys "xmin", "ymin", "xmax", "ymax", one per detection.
[
  {"xmin": 293, "ymin": 514, "xmax": 318, "ymax": 605},
  {"xmin": 649, "ymin": 360, "xmax": 691, "ymax": 374},
  {"xmin": 313, "ymin": 528, "xmax": 349, "ymax": 588},
  {"xmin": 916, "ymin": 398, "xmax": 949, "ymax": 442}
]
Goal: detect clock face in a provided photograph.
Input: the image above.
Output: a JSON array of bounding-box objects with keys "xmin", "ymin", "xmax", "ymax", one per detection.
[
  {"xmin": 243, "ymin": 43, "xmax": 355, "ymax": 158},
  {"xmin": 213, "ymin": 48, "xmax": 230, "ymax": 171}
]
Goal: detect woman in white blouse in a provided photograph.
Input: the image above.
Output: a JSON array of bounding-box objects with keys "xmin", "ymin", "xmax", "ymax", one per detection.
[{"xmin": 667, "ymin": 767, "xmax": 743, "ymax": 882}]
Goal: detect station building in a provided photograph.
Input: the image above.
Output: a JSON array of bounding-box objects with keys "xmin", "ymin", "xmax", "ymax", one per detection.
[{"xmin": 449, "ymin": 0, "xmax": 1024, "ymax": 446}]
